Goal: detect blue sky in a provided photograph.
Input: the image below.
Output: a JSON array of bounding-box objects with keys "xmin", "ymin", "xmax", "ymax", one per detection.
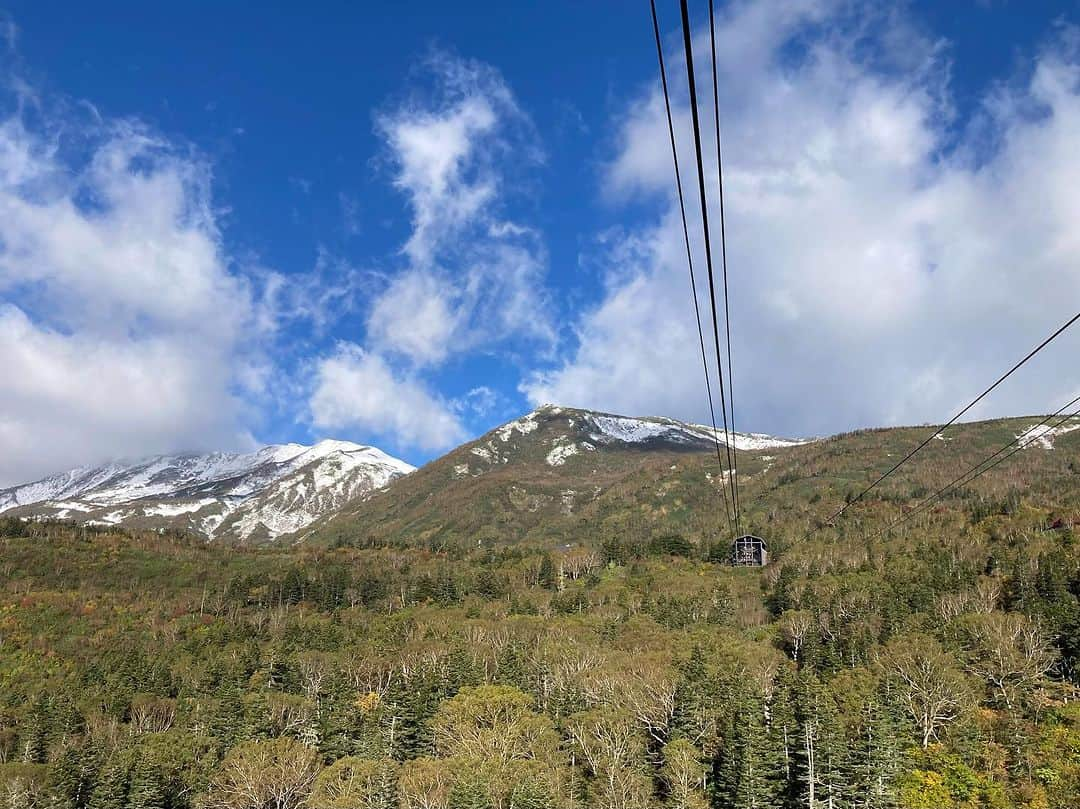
[{"xmin": 1, "ymin": 0, "xmax": 1079, "ymax": 483}]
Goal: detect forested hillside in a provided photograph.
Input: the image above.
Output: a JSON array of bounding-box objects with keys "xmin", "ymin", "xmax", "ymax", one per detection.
[{"xmin": 2, "ymin": 414, "xmax": 1080, "ymax": 809}]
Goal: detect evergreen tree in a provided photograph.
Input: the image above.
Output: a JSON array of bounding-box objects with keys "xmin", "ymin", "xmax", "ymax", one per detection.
[
  {"xmin": 671, "ymin": 646, "xmax": 713, "ymax": 745},
  {"xmin": 448, "ymin": 774, "xmax": 492, "ymax": 809},
  {"xmin": 88, "ymin": 756, "xmax": 131, "ymax": 809},
  {"xmin": 51, "ymin": 741, "xmax": 98, "ymax": 809},
  {"xmin": 446, "ymin": 645, "xmax": 482, "ymax": 691},
  {"xmin": 793, "ymin": 674, "xmax": 848, "ymax": 809},
  {"xmin": 435, "ymin": 568, "xmax": 460, "ymax": 605},
  {"xmin": 769, "ymin": 668, "xmax": 800, "ymax": 808},
  {"xmin": 386, "ymin": 672, "xmax": 445, "ymax": 760},
  {"xmin": 21, "ymin": 694, "xmax": 51, "ymax": 764},
  {"xmin": 281, "ymin": 566, "xmax": 307, "ymax": 605},
  {"xmin": 767, "ymin": 565, "xmax": 799, "ymax": 616},
  {"xmin": 713, "ymin": 687, "xmax": 784, "ymax": 809},
  {"xmin": 538, "ymin": 554, "xmax": 556, "ymax": 590},
  {"xmin": 209, "ymin": 682, "xmax": 247, "ymax": 752},
  {"xmin": 126, "ymin": 758, "xmax": 166, "ymax": 809},
  {"xmin": 493, "ymin": 642, "xmax": 528, "ymax": 691},
  {"xmin": 847, "ymin": 698, "xmax": 900, "ymax": 809},
  {"xmin": 473, "ymin": 569, "xmax": 503, "ymax": 600},
  {"xmin": 509, "ymin": 777, "xmax": 551, "ymax": 809}
]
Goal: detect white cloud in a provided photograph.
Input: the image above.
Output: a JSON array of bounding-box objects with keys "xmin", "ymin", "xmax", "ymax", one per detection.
[
  {"xmin": 454, "ymin": 385, "xmax": 500, "ymax": 419},
  {"xmin": 0, "ymin": 58, "xmax": 399, "ymax": 487},
  {"xmin": 0, "ymin": 120, "xmax": 247, "ymax": 343},
  {"xmin": 0, "ymin": 102, "xmax": 263, "ymax": 486},
  {"xmin": 257, "ymin": 248, "xmax": 369, "ymax": 337},
  {"xmin": 367, "ymin": 270, "xmax": 460, "ymax": 366},
  {"xmin": 381, "ymin": 88, "xmax": 499, "ymax": 267},
  {"xmin": 364, "ymin": 51, "xmax": 553, "ymax": 368},
  {"xmin": 526, "ymin": 2, "xmax": 1080, "ymax": 437},
  {"xmin": 310, "ymin": 344, "xmax": 466, "ymax": 452},
  {"xmin": 0, "ymin": 305, "xmax": 248, "ymax": 476}
]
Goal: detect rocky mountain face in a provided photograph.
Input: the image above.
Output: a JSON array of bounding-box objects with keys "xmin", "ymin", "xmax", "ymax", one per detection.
[{"xmin": 0, "ymin": 440, "xmax": 414, "ymax": 543}]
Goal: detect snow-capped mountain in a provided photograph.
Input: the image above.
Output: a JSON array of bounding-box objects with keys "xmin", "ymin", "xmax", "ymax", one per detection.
[{"xmin": 0, "ymin": 440, "xmax": 414, "ymax": 543}]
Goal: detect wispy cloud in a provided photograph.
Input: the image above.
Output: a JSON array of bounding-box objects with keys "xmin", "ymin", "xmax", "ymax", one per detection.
[{"xmin": 365, "ymin": 50, "xmax": 554, "ymax": 367}]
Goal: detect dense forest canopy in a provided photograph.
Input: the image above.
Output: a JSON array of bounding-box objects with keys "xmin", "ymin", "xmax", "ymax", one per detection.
[{"xmin": 2, "ymin": 419, "xmax": 1080, "ymax": 809}]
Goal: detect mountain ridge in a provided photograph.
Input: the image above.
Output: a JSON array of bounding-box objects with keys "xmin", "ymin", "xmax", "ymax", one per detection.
[{"xmin": 6, "ymin": 405, "xmax": 1074, "ymax": 548}]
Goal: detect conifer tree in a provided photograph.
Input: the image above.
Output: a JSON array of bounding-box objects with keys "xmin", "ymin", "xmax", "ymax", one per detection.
[
  {"xmin": 435, "ymin": 568, "xmax": 459, "ymax": 605},
  {"xmin": 21, "ymin": 695, "xmax": 51, "ymax": 764},
  {"xmin": 713, "ymin": 687, "xmax": 783, "ymax": 809},
  {"xmin": 88, "ymin": 757, "xmax": 131, "ymax": 809},
  {"xmin": 51, "ymin": 741, "xmax": 98, "ymax": 809},
  {"xmin": 671, "ymin": 646, "xmax": 713, "ymax": 747},
  {"xmin": 847, "ymin": 698, "xmax": 900, "ymax": 809},
  {"xmin": 447, "ymin": 774, "xmax": 491, "ymax": 809},
  {"xmin": 126, "ymin": 758, "xmax": 166, "ymax": 809},
  {"xmin": 538, "ymin": 554, "xmax": 556, "ymax": 590},
  {"xmin": 769, "ymin": 667, "xmax": 800, "ymax": 807},
  {"xmin": 508, "ymin": 777, "xmax": 551, "ymax": 809},
  {"xmin": 793, "ymin": 674, "xmax": 848, "ymax": 809}
]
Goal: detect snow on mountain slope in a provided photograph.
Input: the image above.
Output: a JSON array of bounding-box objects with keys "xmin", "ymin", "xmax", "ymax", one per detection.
[
  {"xmin": 691, "ymin": 425, "xmax": 815, "ymax": 451},
  {"xmin": 220, "ymin": 445, "xmax": 413, "ymax": 542},
  {"xmin": 544, "ymin": 409, "xmax": 812, "ymax": 454},
  {"xmin": 543, "ymin": 407, "xmax": 812, "ymax": 460},
  {"xmin": 458, "ymin": 405, "xmax": 814, "ymax": 472},
  {"xmin": 1017, "ymin": 417, "xmax": 1080, "ymax": 450},
  {"xmin": 0, "ymin": 440, "xmax": 414, "ymax": 542}
]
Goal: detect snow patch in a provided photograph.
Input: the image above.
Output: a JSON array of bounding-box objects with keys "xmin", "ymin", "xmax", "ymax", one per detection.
[
  {"xmin": 584, "ymin": 412, "xmax": 812, "ymax": 451},
  {"xmin": 546, "ymin": 441, "xmax": 580, "ymax": 467},
  {"xmin": 49, "ymin": 500, "xmax": 94, "ymax": 513},
  {"xmin": 589, "ymin": 415, "xmax": 687, "ymax": 444},
  {"xmin": 471, "ymin": 445, "xmax": 496, "ymax": 462},
  {"xmin": 143, "ymin": 499, "xmax": 217, "ymax": 517},
  {"xmin": 695, "ymin": 426, "xmax": 814, "ymax": 451},
  {"xmin": 496, "ymin": 413, "xmax": 539, "ymax": 442},
  {"xmin": 1018, "ymin": 419, "xmax": 1080, "ymax": 450}
]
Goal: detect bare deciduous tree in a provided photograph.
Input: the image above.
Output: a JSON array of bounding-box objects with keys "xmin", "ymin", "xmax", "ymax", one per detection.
[
  {"xmin": 399, "ymin": 758, "xmax": 453, "ymax": 809},
  {"xmin": 202, "ymin": 737, "xmax": 321, "ymax": 809},
  {"xmin": 880, "ymin": 635, "xmax": 971, "ymax": 748},
  {"xmin": 566, "ymin": 708, "xmax": 651, "ymax": 809},
  {"xmin": 962, "ymin": 612, "xmax": 1056, "ymax": 711},
  {"xmin": 779, "ymin": 610, "xmax": 815, "ymax": 662}
]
